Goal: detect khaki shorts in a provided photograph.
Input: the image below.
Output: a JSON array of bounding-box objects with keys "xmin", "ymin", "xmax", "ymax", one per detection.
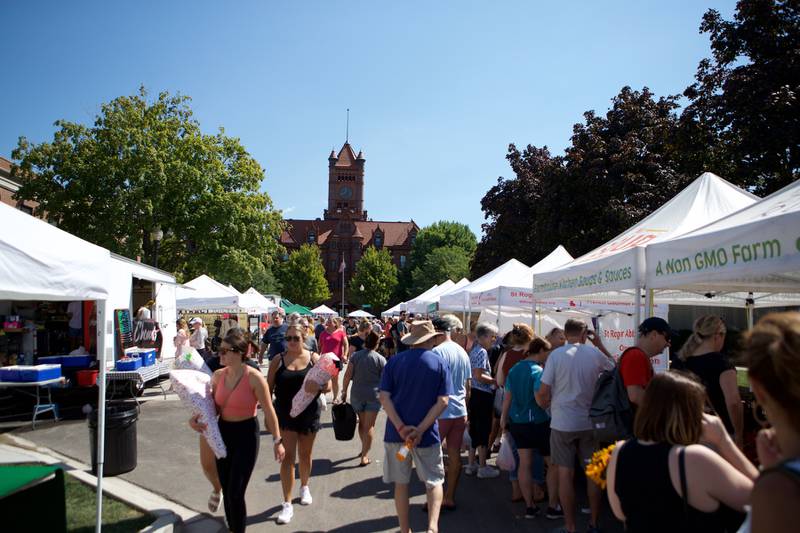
[
  {"xmin": 550, "ymin": 429, "xmax": 596, "ymax": 468},
  {"xmin": 383, "ymin": 442, "xmax": 445, "ymax": 489}
]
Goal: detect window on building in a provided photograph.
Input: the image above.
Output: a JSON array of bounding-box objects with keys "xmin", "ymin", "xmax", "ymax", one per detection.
[
  {"xmin": 330, "ymin": 260, "xmax": 337, "ymax": 271},
  {"xmin": 410, "ymin": 232, "xmax": 416, "ymax": 246},
  {"xmin": 17, "ymin": 204, "xmax": 33, "ymax": 215},
  {"xmin": 374, "ymin": 232, "xmax": 383, "ymax": 249},
  {"xmin": 400, "ymin": 255, "xmax": 406, "ymax": 268},
  {"xmin": 307, "ymin": 231, "xmax": 316, "ymax": 243}
]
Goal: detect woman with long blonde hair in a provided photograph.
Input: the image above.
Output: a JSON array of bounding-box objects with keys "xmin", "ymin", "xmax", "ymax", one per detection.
[{"xmin": 673, "ymin": 315, "xmax": 743, "ymax": 448}]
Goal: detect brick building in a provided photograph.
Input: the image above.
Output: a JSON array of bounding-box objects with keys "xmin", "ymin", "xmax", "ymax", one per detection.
[
  {"xmin": 280, "ymin": 143, "xmax": 418, "ymax": 311},
  {"xmin": 0, "ymin": 156, "xmax": 38, "ymax": 215}
]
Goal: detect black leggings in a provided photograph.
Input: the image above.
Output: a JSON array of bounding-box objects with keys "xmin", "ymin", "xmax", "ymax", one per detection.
[
  {"xmin": 217, "ymin": 417, "xmax": 260, "ymax": 533},
  {"xmin": 468, "ymin": 388, "xmax": 494, "ymax": 448}
]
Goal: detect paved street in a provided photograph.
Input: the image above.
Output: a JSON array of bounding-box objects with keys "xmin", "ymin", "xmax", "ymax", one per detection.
[{"xmin": 14, "ymin": 382, "xmax": 623, "ymax": 532}]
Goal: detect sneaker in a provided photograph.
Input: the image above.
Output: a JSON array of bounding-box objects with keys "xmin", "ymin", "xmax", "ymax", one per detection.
[
  {"xmin": 525, "ymin": 506, "xmax": 541, "ymax": 519},
  {"xmin": 463, "ymin": 464, "xmax": 478, "ymax": 476},
  {"xmin": 300, "ymin": 485, "xmax": 312, "ymax": 506},
  {"xmin": 546, "ymin": 505, "xmax": 564, "ymax": 520},
  {"xmin": 207, "ymin": 490, "xmax": 222, "ymax": 513},
  {"xmin": 477, "ymin": 466, "xmax": 500, "ymax": 479},
  {"xmin": 276, "ymin": 502, "xmax": 293, "ymax": 524}
]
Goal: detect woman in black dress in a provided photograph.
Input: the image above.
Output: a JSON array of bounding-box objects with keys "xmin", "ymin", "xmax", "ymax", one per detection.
[
  {"xmin": 673, "ymin": 315, "xmax": 743, "ymax": 448},
  {"xmin": 267, "ymin": 323, "xmax": 331, "ymax": 525}
]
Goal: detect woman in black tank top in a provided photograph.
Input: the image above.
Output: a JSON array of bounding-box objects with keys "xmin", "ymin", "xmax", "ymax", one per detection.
[
  {"xmin": 267, "ymin": 323, "xmax": 332, "ymax": 526},
  {"xmin": 606, "ymin": 372, "xmax": 757, "ymax": 533}
]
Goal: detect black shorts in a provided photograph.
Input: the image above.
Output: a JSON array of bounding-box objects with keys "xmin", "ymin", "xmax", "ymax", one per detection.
[{"xmin": 509, "ymin": 421, "xmax": 551, "ymax": 455}]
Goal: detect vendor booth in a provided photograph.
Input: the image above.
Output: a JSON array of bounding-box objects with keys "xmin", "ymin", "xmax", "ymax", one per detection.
[
  {"xmin": 0, "ymin": 201, "xmax": 114, "ymax": 530},
  {"xmin": 311, "ymin": 304, "xmax": 338, "ymax": 317}
]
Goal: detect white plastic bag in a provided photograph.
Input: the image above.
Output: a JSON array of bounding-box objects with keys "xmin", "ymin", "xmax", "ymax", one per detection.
[
  {"xmin": 173, "ymin": 348, "xmax": 211, "ymax": 375},
  {"xmin": 496, "ymin": 432, "xmax": 516, "ymax": 472},
  {"xmin": 170, "ymin": 369, "xmax": 226, "ymax": 459},
  {"xmin": 461, "ymin": 425, "xmax": 472, "ymax": 451}
]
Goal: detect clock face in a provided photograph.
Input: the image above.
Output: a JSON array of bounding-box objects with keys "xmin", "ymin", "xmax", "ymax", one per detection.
[{"xmin": 339, "ymin": 186, "xmax": 353, "ymax": 199}]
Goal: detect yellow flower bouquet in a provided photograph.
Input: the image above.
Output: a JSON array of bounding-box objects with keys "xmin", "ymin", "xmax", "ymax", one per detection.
[{"xmin": 585, "ymin": 444, "xmax": 616, "ymax": 490}]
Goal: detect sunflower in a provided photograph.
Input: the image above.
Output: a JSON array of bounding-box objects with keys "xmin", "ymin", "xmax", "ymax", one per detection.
[{"xmin": 585, "ymin": 443, "xmax": 616, "ymax": 490}]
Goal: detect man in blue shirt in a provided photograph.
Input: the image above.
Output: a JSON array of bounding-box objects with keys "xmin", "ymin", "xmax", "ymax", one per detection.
[
  {"xmin": 431, "ymin": 314, "xmax": 471, "ymax": 510},
  {"xmin": 380, "ymin": 320, "xmax": 452, "ymax": 533},
  {"xmin": 259, "ymin": 309, "xmax": 288, "ymax": 363}
]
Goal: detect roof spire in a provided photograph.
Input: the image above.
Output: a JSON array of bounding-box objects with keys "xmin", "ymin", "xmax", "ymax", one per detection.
[{"xmin": 345, "ymin": 108, "xmax": 350, "ymax": 143}]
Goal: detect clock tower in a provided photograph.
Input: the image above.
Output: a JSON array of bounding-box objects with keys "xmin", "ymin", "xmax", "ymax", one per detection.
[{"xmin": 324, "ymin": 142, "xmax": 367, "ymax": 221}]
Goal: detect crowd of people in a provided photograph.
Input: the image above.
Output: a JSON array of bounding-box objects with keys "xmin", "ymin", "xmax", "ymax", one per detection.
[{"xmin": 179, "ymin": 305, "xmax": 800, "ymax": 533}]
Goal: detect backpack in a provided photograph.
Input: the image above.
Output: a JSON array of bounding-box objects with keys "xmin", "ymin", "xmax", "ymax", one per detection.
[
  {"xmin": 331, "ymin": 402, "xmax": 357, "ymax": 441},
  {"xmin": 589, "ymin": 348, "xmax": 635, "ymax": 443}
]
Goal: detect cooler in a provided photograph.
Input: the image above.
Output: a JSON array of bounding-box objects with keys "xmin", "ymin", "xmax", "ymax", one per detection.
[
  {"xmin": 17, "ymin": 364, "xmax": 62, "ymax": 382},
  {"xmin": 60, "ymin": 355, "xmax": 93, "ymax": 368},
  {"xmin": 115, "ymin": 358, "xmax": 142, "ymax": 371}
]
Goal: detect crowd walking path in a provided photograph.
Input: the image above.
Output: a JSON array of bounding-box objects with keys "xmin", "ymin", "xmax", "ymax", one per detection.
[{"xmin": 9, "ymin": 386, "xmax": 622, "ymax": 532}]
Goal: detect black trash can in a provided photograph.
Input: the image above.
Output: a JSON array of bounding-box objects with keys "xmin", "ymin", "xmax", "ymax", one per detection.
[{"xmin": 89, "ymin": 402, "xmax": 138, "ymax": 476}]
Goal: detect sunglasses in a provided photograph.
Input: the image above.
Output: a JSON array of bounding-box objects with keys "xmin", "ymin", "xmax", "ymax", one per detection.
[
  {"xmin": 285, "ymin": 335, "xmax": 302, "ymax": 342},
  {"xmin": 218, "ymin": 346, "xmax": 242, "ymax": 355}
]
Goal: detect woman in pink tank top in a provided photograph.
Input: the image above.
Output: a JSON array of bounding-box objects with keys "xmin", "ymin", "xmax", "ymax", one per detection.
[
  {"xmin": 319, "ymin": 316, "xmax": 349, "ymax": 399},
  {"xmin": 190, "ymin": 329, "xmax": 285, "ymax": 533}
]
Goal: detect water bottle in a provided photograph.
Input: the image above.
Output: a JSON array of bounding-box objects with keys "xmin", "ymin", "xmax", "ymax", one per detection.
[{"xmin": 395, "ymin": 440, "xmax": 413, "ymax": 461}]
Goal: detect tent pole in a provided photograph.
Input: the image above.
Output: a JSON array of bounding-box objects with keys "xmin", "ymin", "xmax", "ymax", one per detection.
[
  {"xmin": 644, "ymin": 289, "xmax": 654, "ymax": 319},
  {"xmin": 746, "ymin": 292, "xmax": 755, "ymax": 330},
  {"xmin": 95, "ymin": 300, "xmax": 109, "ymax": 533},
  {"xmin": 633, "ymin": 287, "xmax": 642, "ymax": 342},
  {"xmin": 496, "ymin": 287, "xmax": 501, "ymax": 329}
]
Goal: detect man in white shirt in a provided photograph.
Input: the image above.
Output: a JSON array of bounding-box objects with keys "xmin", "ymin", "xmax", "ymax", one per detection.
[
  {"xmin": 536, "ymin": 318, "xmax": 613, "ymax": 533},
  {"xmin": 189, "ymin": 317, "xmax": 209, "ymax": 357}
]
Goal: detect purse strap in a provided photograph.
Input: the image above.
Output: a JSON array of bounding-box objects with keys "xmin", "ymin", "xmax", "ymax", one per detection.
[
  {"xmin": 219, "ymin": 367, "xmax": 247, "ymax": 416},
  {"xmin": 679, "ymin": 447, "xmax": 689, "ymax": 526}
]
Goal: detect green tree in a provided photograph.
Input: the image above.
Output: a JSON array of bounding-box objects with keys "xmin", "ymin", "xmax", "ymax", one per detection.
[
  {"xmin": 11, "ymin": 86, "xmax": 285, "ymax": 290},
  {"xmin": 348, "ymin": 247, "xmax": 398, "ymax": 311},
  {"xmin": 474, "ymin": 87, "xmax": 692, "ymax": 277},
  {"xmin": 681, "ymin": 0, "xmax": 799, "ymax": 195},
  {"xmin": 276, "ymin": 244, "xmax": 330, "ymax": 306},
  {"xmin": 396, "ymin": 221, "xmax": 477, "ymax": 299},
  {"xmin": 411, "ymin": 246, "xmax": 471, "ymax": 296}
]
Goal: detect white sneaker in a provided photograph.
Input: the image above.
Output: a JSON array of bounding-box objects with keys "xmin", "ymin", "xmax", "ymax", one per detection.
[
  {"xmin": 477, "ymin": 466, "xmax": 500, "ymax": 479},
  {"xmin": 277, "ymin": 502, "xmax": 293, "ymax": 524},
  {"xmin": 300, "ymin": 485, "xmax": 312, "ymax": 505},
  {"xmin": 463, "ymin": 464, "xmax": 478, "ymax": 476}
]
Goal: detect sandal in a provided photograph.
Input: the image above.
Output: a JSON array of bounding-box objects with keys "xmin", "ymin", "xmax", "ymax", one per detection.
[
  {"xmin": 421, "ymin": 502, "xmax": 456, "ymax": 513},
  {"xmin": 208, "ymin": 490, "xmax": 222, "ymax": 513}
]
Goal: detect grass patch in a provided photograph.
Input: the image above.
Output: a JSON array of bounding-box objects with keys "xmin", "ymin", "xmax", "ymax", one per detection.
[{"xmin": 66, "ymin": 474, "xmax": 154, "ymax": 533}]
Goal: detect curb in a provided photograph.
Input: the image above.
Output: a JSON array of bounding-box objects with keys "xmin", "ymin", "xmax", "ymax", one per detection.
[{"xmin": 0, "ymin": 432, "xmax": 211, "ymax": 532}]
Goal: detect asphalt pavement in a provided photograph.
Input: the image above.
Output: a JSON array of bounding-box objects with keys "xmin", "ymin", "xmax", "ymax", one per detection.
[{"xmin": 13, "ymin": 380, "xmax": 624, "ymax": 532}]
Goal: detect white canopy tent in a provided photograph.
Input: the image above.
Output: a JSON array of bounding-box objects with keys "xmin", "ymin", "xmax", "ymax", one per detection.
[
  {"xmin": 311, "ymin": 304, "xmax": 338, "ymax": 317},
  {"xmin": 645, "ymin": 178, "xmax": 800, "ymax": 318},
  {"xmin": 471, "ymin": 246, "xmax": 574, "ymax": 310},
  {"xmin": 348, "ymin": 309, "xmax": 374, "ymax": 319},
  {"xmin": 439, "ymin": 259, "xmax": 532, "ymax": 312},
  {"xmin": 406, "ymin": 279, "xmax": 463, "ymax": 314},
  {"xmin": 531, "ymin": 172, "xmax": 762, "ymax": 329},
  {"xmin": 381, "ymin": 301, "xmax": 406, "ymax": 317},
  {"xmin": 244, "ymin": 287, "xmax": 281, "ymax": 313},
  {"xmin": 176, "ymin": 275, "xmax": 271, "ymax": 313},
  {"xmin": 405, "ymin": 283, "xmax": 441, "ymax": 307},
  {"xmin": 0, "ymin": 202, "xmax": 113, "ymax": 531}
]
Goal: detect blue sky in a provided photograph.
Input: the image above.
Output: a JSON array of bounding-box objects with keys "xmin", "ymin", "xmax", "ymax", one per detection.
[{"xmin": 1, "ymin": 0, "xmax": 735, "ymax": 237}]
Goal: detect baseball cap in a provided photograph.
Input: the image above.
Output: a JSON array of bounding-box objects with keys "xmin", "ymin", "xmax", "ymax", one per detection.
[
  {"xmin": 189, "ymin": 317, "xmax": 202, "ymax": 325},
  {"xmin": 432, "ymin": 317, "xmax": 451, "ymax": 332},
  {"xmin": 639, "ymin": 317, "xmax": 674, "ymax": 337}
]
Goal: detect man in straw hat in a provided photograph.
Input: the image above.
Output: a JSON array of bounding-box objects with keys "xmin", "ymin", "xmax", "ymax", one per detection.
[{"xmin": 379, "ymin": 320, "xmax": 453, "ymax": 533}]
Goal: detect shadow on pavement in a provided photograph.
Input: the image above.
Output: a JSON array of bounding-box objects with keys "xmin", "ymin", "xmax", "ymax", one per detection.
[
  {"xmin": 330, "ymin": 475, "xmax": 426, "ymax": 501},
  {"xmin": 294, "ymin": 515, "xmax": 399, "ymax": 533},
  {"xmin": 264, "ymin": 456, "xmax": 364, "ymax": 483}
]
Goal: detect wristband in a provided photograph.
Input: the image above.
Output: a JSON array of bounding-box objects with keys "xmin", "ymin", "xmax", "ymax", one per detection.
[
  {"xmin": 396, "ymin": 424, "xmax": 406, "ymax": 433},
  {"xmin": 273, "ymin": 435, "xmax": 283, "ymax": 445}
]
